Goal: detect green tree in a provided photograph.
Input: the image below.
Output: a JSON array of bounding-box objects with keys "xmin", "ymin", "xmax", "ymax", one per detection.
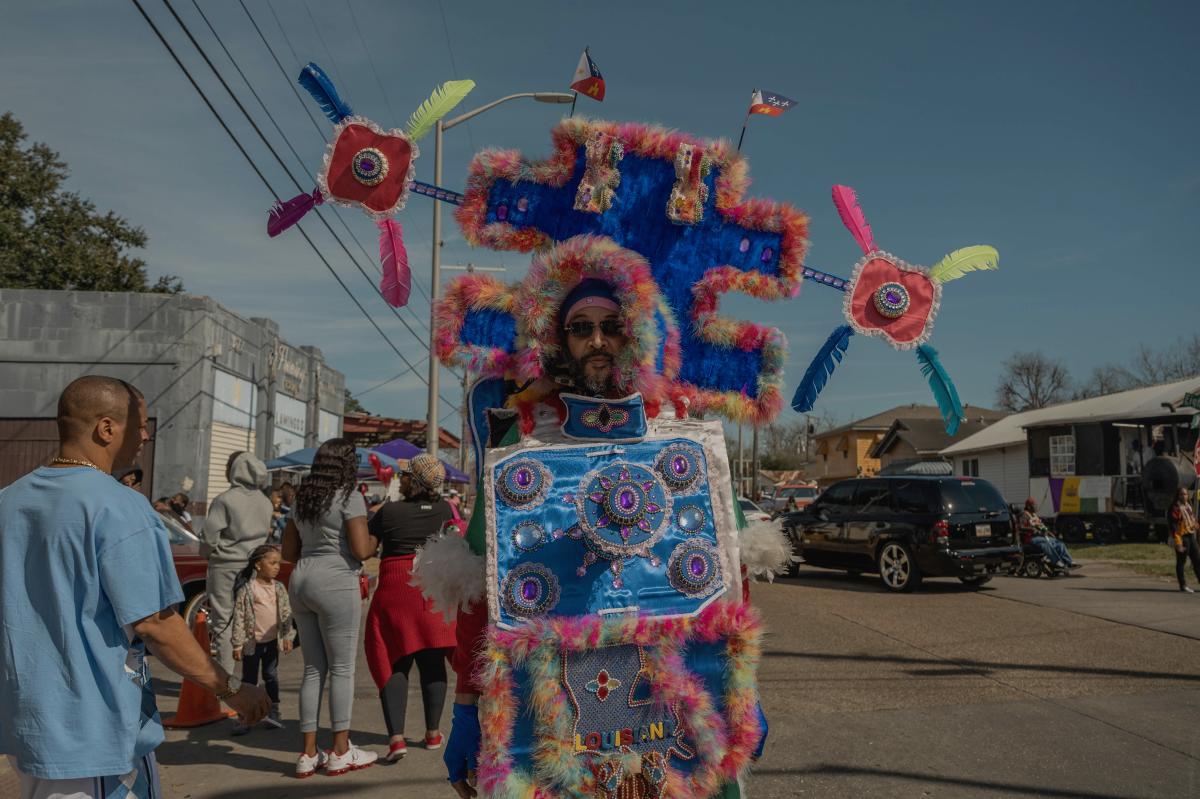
[
  {"xmin": 0, "ymin": 111, "xmax": 181, "ymax": 292},
  {"xmin": 344, "ymin": 388, "xmax": 369, "ymax": 415}
]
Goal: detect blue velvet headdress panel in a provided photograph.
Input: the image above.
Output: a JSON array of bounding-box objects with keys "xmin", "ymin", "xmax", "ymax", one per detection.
[{"xmin": 450, "ymin": 118, "xmax": 810, "ymax": 425}]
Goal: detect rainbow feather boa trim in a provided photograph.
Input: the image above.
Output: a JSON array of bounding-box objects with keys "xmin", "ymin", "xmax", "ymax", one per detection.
[
  {"xmin": 477, "ymin": 601, "xmax": 763, "ymax": 798},
  {"xmin": 445, "ymin": 118, "xmax": 808, "ymax": 426}
]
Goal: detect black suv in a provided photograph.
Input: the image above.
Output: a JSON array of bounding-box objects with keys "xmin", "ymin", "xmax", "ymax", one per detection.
[{"xmin": 780, "ymin": 476, "xmax": 1020, "ymax": 592}]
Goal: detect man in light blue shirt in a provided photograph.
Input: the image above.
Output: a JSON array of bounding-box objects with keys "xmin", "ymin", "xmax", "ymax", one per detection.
[{"xmin": 0, "ymin": 376, "xmax": 269, "ymax": 798}]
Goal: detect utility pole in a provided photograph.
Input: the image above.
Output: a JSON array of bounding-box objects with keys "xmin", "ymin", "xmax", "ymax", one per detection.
[
  {"xmin": 750, "ymin": 425, "xmax": 759, "ymax": 500},
  {"xmin": 737, "ymin": 423, "xmax": 744, "ymax": 497}
]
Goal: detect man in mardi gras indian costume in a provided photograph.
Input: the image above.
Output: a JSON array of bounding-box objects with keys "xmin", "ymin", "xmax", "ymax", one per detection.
[{"xmin": 411, "ymin": 118, "xmax": 804, "ymax": 799}]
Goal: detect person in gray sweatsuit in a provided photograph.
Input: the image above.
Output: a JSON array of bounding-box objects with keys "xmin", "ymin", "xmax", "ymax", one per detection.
[{"xmin": 203, "ymin": 451, "xmax": 274, "ymax": 673}]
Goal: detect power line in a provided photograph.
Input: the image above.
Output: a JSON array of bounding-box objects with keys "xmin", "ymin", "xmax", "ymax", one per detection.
[
  {"xmin": 302, "ymin": 0, "xmax": 347, "ymax": 90},
  {"xmin": 346, "ymin": 0, "xmax": 399, "ymax": 126},
  {"xmin": 237, "ymin": 0, "xmax": 434, "ymax": 313},
  {"xmin": 158, "ymin": 0, "xmax": 438, "ymax": 360},
  {"xmin": 130, "ymin": 0, "xmax": 458, "ymax": 418},
  {"xmin": 356, "ymin": 367, "xmax": 422, "ymax": 399},
  {"xmin": 166, "ymin": 0, "xmax": 430, "ymax": 340},
  {"xmin": 186, "ymin": 0, "xmax": 430, "ymax": 337},
  {"xmin": 435, "ymin": 0, "xmax": 476, "ymax": 155}
]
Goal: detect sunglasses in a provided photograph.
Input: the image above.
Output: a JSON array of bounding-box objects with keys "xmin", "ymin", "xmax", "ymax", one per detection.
[{"xmin": 564, "ymin": 319, "xmax": 624, "ymax": 338}]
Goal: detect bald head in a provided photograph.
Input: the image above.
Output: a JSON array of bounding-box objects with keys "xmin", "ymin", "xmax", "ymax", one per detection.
[{"xmin": 56, "ymin": 376, "xmax": 142, "ymax": 442}]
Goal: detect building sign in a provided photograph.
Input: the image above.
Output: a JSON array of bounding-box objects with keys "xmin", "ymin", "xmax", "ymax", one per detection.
[
  {"xmin": 319, "ymin": 409, "xmax": 341, "ymax": 442},
  {"xmin": 213, "ymin": 369, "xmax": 253, "ymax": 429},
  {"xmin": 274, "ymin": 393, "xmax": 307, "ymax": 457}
]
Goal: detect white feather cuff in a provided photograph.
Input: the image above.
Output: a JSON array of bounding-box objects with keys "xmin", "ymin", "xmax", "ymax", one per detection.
[
  {"xmin": 409, "ymin": 532, "xmax": 486, "ymax": 621},
  {"xmin": 739, "ymin": 519, "xmax": 794, "ymax": 582}
]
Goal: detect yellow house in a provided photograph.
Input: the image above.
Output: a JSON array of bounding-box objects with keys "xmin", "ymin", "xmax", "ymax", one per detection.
[{"xmin": 812, "ymin": 404, "xmax": 1003, "ymax": 487}]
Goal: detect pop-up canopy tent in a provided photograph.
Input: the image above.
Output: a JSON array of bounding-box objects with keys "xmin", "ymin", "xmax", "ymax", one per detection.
[
  {"xmin": 372, "ymin": 437, "xmax": 470, "ymax": 484},
  {"xmin": 265, "ymin": 447, "xmax": 401, "ymax": 476}
]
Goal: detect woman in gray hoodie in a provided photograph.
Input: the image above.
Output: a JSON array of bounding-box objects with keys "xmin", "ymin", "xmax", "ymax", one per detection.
[{"xmin": 203, "ymin": 451, "xmax": 274, "ymax": 673}]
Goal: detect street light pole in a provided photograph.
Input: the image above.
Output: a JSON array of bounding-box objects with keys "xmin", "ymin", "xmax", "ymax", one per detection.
[
  {"xmin": 426, "ymin": 91, "xmax": 574, "ymax": 459},
  {"xmin": 427, "ymin": 118, "xmax": 444, "ymax": 458}
]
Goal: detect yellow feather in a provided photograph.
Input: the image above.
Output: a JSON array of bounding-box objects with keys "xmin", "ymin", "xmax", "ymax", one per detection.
[
  {"xmin": 928, "ymin": 245, "xmax": 999, "ymax": 284},
  {"xmin": 405, "ymin": 79, "xmax": 476, "ymax": 142}
]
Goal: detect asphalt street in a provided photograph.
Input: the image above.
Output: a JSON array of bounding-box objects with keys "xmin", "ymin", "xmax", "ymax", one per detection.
[{"xmin": 8, "ymin": 562, "xmax": 1196, "ymax": 798}]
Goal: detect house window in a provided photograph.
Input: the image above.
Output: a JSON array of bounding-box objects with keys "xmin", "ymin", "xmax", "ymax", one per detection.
[
  {"xmin": 961, "ymin": 458, "xmax": 979, "ymax": 477},
  {"xmin": 1049, "ymin": 434, "xmax": 1075, "ymax": 476}
]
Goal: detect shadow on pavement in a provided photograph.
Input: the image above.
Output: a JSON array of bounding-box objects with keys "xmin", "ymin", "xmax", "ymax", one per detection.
[
  {"xmin": 204, "ymin": 775, "xmax": 448, "ymax": 799},
  {"xmin": 753, "ymin": 763, "xmax": 1133, "ymax": 798},
  {"xmin": 155, "ymin": 736, "xmax": 292, "ymax": 778},
  {"xmin": 762, "ymin": 649, "xmax": 1200, "ymax": 682},
  {"xmin": 1075, "ymin": 587, "xmax": 1179, "ymax": 593},
  {"xmin": 156, "ymin": 724, "xmax": 393, "ymax": 771},
  {"xmin": 777, "ymin": 571, "xmax": 1005, "ymax": 595}
]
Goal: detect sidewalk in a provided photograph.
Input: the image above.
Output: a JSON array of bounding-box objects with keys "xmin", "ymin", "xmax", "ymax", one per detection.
[
  {"xmin": 152, "ymin": 628, "xmax": 454, "ymax": 799},
  {"xmin": 985, "ymin": 561, "xmax": 1200, "ymax": 640}
]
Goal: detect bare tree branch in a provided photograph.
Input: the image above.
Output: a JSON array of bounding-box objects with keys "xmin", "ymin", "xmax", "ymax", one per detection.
[{"xmin": 996, "ymin": 351, "xmax": 1072, "ymax": 411}]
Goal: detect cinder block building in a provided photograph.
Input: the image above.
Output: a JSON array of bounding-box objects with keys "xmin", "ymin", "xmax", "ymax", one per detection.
[{"xmin": 0, "ymin": 289, "xmax": 344, "ymax": 517}]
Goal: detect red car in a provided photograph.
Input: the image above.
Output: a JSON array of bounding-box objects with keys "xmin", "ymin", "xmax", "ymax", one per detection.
[{"xmin": 158, "ymin": 511, "xmax": 294, "ymax": 629}]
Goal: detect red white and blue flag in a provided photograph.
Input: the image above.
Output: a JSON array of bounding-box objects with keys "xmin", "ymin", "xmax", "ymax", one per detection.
[
  {"xmin": 571, "ymin": 48, "xmax": 605, "ymax": 102},
  {"xmin": 748, "ymin": 89, "xmax": 796, "ymax": 117}
]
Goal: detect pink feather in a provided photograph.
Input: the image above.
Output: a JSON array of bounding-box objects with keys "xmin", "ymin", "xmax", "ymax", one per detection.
[
  {"xmin": 831, "ymin": 185, "xmax": 877, "ymax": 255},
  {"xmin": 267, "ymin": 187, "xmax": 322, "ymax": 237},
  {"xmin": 377, "ymin": 218, "xmax": 411, "ymax": 308}
]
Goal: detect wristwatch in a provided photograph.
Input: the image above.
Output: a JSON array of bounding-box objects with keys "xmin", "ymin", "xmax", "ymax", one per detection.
[{"xmin": 216, "ymin": 674, "xmax": 242, "ymax": 700}]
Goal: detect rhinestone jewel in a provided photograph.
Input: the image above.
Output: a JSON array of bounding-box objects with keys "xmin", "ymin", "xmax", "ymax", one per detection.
[{"xmin": 618, "ymin": 489, "xmax": 636, "ymax": 511}]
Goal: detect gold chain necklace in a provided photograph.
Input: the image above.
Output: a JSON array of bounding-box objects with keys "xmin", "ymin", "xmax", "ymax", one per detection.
[{"xmin": 50, "ymin": 457, "xmax": 105, "ymax": 472}]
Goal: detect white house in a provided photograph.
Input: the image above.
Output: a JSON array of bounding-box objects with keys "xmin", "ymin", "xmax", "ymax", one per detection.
[{"xmin": 941, "ymin": 377, "xmax": 1200, "ymax": 508}]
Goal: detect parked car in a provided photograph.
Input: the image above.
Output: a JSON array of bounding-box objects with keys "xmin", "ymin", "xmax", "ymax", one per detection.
[
  {"xmin": 779, "ymin": 476, "xmax": 1020, "ymax": 592},
  {"xmin": 738, "ymin": 496, "xmax": 772, "ymax": 523},
  {"xmin": 765, "ymin": 482, "xmax": 819, "ymax": 515},
  {"xmin": 158, "ymin": 510, "xmax": 294, "ymax": 629}
]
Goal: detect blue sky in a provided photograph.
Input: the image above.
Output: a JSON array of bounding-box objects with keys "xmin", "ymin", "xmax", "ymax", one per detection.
[{"xmin": 3, "ymin": 0, "xmax": 1198, "ymax": 434}]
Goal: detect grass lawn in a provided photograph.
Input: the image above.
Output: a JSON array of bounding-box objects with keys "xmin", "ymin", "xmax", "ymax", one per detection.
[{"xmin": 1069, "ymin": 542, "xmax": 1177, "ymax": 578}]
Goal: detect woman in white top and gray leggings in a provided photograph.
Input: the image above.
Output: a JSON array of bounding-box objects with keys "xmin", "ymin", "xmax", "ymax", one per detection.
[{"xmin": 282, "ymin": 438, "xmax": 378, "ymax": 777}]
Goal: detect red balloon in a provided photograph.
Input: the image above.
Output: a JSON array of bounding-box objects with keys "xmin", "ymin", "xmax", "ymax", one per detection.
[{"xmin": 379, "ymin": 466, "xmax": 394, "ymax": 485}]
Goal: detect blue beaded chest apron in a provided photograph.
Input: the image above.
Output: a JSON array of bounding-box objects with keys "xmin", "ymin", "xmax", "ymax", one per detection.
[{"xmin": 478, "ymin": 393, "xmax": 755, "ymax": 797}]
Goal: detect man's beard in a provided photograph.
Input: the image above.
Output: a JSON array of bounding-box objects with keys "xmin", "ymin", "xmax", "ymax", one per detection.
[{"xmin": 568, "ymin": 354, "xmax": 618, "ymax": 397}]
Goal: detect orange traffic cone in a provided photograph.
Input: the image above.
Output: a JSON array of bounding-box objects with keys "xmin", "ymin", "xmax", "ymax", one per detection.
[{"xmin": 162, "ymin": 610, "xmax": 234, "ymax": 728}]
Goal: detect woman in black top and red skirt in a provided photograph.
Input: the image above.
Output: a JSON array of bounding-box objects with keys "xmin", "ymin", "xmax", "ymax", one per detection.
[{"xmin": 365, "ymin": 454, "xmax": 458, "ymax": 761}]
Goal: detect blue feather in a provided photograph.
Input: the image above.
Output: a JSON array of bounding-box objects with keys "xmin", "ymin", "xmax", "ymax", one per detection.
[
  {"xmin": 791, "ymin": 326, "xmax": 854, "ymax": 413},
  {"xmin": 916, "ymin": 344, "xmax": 965, "ymax": 436},
  {"xmin": 298, "ymin": 62, "xmax": 353, "ymax": 124}
]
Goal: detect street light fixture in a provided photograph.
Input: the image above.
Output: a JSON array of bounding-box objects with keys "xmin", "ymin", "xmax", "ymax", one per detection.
[{"xmin": 426, "ymin": 92, "xmax": 575, "ymax": 458}]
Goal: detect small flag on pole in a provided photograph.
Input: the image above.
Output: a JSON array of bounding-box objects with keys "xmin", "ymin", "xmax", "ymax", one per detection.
[
  {"xmin": 748, "ymin": 89, "xmax": 796, "ymax": 117},
  {"xmin": 570, "ymin": 48, "xmax": 606, "ymax": 102}
]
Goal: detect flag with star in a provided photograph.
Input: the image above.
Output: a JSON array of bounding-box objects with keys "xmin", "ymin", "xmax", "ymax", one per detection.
[
  {"xmin": 570, "ymin": 48, "xmax": 605, "ymax": 102},
  {"xmin": 748, "ymin": 89, "xmax": 795, "ymax": 117}
]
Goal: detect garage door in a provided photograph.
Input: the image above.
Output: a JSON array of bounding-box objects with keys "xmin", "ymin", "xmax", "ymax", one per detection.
[{"xmin": 0, "ymin": 417, "xmax": 156, "ymax": 495}]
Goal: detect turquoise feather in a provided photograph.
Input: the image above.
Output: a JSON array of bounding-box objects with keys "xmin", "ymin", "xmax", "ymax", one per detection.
[{"xmin": 916, "ymin": 344, "xmax": 965, "ymax": 435}]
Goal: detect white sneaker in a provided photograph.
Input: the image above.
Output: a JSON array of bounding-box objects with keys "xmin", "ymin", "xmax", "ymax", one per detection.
[
  {"xmin": 325, "ymin": 743, "xmax": 377, "ymax": 776},
  {"xmin": 295, "ymin": 749, "xmax": 329, "ymax": 779}
]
